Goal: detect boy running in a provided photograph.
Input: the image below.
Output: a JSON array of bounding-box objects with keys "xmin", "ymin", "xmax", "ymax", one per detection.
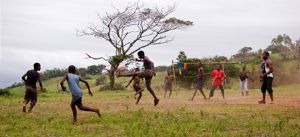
[
  {"xmin": 164, "ymin": 71, "xmax": 174, "ymax": 98},
  {"xmin": 190, "ymin": 63, "xmax": 207, "ymax": 100},
  {"xmin": 118, "ymin": 51, "xmax": 160, "ymax": 106},
  {"xmin": 125, "ymin": 68, "xmax": 144, "ymax": 104},
  {"xmin": 60, "ymin": 65, "xmax": 101, "ymax": 123},
  {"xmin": 259, "ymin": 51, "xmax": 274, "ymax": 104},
  {"xmin": 208, "ymin": 64, "xmax": 226, "ymax": 99},
  {"xmin": 21, "ymin": 63, "xmax": 43, "ymax": 113}
]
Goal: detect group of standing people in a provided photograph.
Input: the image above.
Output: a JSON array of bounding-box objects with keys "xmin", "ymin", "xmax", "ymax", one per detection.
[
  {"xmin": 162, "ymin": 51, "xmax": 274, "ymax": 104},
  {"xmin": 20, "ymin": 50, "xmax": 274, "ymax": 123},
  {"xmin": 189, "ymin": 63, "xmax": 226, "ymax": 100}
]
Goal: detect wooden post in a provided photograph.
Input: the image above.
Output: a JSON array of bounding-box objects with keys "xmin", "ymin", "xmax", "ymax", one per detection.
[{"xmin": 172, "ymin": 60, "xmax": 176, "ymax": 85}]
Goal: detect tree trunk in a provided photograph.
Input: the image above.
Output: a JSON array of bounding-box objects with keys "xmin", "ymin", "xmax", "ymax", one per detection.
[
  {"xmin": 109, "ymin": 69, "xmax": 115, "ymax": 90},
  {"xmin": 108, "ymin": 63, "xmax": 119, "ymax": 90}
]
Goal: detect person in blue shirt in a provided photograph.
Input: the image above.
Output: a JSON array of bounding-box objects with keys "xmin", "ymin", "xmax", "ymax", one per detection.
[{"xmin": 60, "ymin": 65, "xmax": 101, "ymax": 123}]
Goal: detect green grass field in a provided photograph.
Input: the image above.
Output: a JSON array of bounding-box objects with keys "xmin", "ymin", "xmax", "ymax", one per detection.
[{"xmin": 1, "ymin": 74, "xmax": 300, "ymax": 137}]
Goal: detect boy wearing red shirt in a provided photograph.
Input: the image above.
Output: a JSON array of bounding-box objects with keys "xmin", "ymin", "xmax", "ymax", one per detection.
[{"xmin": 208, "ymin": 64, "xmax": 226, "ymax": 99}]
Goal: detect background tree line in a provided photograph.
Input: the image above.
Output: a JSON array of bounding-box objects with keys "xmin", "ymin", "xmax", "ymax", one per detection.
[
  {"xmin": 40, "ymin": 64, "xmax": 106, "ymax": 80},
  {"xmin": 174, "ymin": 34, "xmax": 300, "ymax": 89}
]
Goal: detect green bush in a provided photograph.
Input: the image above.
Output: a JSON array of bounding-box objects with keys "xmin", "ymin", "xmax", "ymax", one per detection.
[
  {"xmin": 95, "ymin": 75, "xmax": 107, "ymax": 86},
  {"xmin": 0, "ymin": 89, "xmax": 11, "ymax": 96},
  {"xmin": 99, "ymin": 83, "xmax": 125, "ymax": 91}
]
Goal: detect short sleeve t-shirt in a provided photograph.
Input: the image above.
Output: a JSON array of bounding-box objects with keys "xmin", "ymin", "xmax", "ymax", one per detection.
[
  {"xmin": 25, "ymin": 70, "xmax": 40, "ymax": 89},
  {"xmin": 211, "ymin": 70, "xmax": 226, "ymax": 86},
  {"xmin": 67, "ymin": 73, "xmax": 83, "ymax": 101}
]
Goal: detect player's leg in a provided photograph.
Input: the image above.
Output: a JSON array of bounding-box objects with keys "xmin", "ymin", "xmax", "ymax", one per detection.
[
  {"xmin": 145, "ymin": 77, "xmax": 159, "ymax": 106},
  {"xmin": 76, "ymin": 98, "xmax": 101, "ymax": 117},
  {"xmin": 136, "ymin": 91, "xmax": 143, "ymax": 104},
  {"xmin": 220, "ymin": 85, "xmax": 225, "ymax": 99},
  {"xmin": 28, "ymin": 88, "xmax": 37, "ymax": 113},
  {"xmin": 259, "ymin": 80, "xmax": 267, "ymax": 104},
  {"xmin": 245, "ymin": 79, "xmax": 249, "ymax": 96},
  {"xmin": 164, "ymin": 84, "xmax": 168, "ymax": 98},
  {"xmin": 23, "ymin": 87, "xmax": 30, "ymax": 112},
  {"xmin": 241, "ymin": 81, "xmax": 244, "ymax": 96},
  {"xmin": 267, "ymin": 78, "xmax": 274, "ymax": 103},
  {"xmin": 209, "ymin": 86, "xmax": 217, "ymax": 99},
  {"xmin": 70, "ymin": 102, "xmax": 77, "ymax": 123},
  {"xmin": 168, "ymin": 86, "xmax": 173, "ymax": 98},
  {"xmin": 199, "ymin": 88, "xmax": 207, "ymax": 99}
]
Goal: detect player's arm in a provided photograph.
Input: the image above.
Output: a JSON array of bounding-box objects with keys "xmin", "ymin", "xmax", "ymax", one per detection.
[
  {"xmin": 223, "ymin": 72, "xmax": 227, "ymax": 79},
  {"xmin": 37, "ymin": 73, "xmax": 43, "ymax": 91},
  {"xmin": 21, "ymin": 73, "xmax": 27, "ymax": 82},
  {"xmin": 264, "ymin": 61, "xmax": 273, "ymax": 76},
  {"xmin": 79, "ymin": 77, "xmax": 93, "ymax": 96},
  {"xmin": 60, "ymin": 74, "xmax": 68, "ymax": 91},
  {"xmin": 210, "ymin": 71, "xmax": 214, "ymax": 77},
  {"xmin": 125, "ymin": 77, "xmax": 133, "ymax": 88}
]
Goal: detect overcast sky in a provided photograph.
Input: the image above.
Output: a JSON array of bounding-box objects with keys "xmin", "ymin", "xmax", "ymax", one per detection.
[{"xmin": 1, "ymin": 0, "xmax": 300, "ymax": 88}]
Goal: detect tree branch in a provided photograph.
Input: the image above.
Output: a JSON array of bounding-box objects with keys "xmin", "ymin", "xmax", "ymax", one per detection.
[{"xmin": 85, "ymin": 53, "xmax": 110, "ymax": 61}]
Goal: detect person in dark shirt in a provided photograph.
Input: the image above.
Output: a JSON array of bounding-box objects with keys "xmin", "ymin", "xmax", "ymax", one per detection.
[
  {"xmin": 259, "ymin": 51, "xmax": 274, "ymax": 104},
  {"xmin": 190, "ymin": 63, "xmax": 208, "ymax": 100},
  {"xmin": 118, "ymin": 51, "xmax": 160, "ymax": 106},
  {"xmin": 21, "ymin": 63, "xmax": 43, "ymax": 113}
]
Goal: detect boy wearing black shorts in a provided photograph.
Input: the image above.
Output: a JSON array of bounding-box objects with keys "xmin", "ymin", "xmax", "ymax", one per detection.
[
  {"xmin": 21, "ymin": 63, "xmax": 43, "ymax": 113},
  {"xmin": 190, "ymin": 63, "xmax": 207, "ymax": 100},
  {"xmin": 259, "ymin": 51, "xmax": 274, "ymax": 104}
]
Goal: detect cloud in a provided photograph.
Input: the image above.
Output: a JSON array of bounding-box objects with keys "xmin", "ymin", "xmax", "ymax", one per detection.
[{"xmin": 1, "ymin": 0, "xmax": 300, "ymax": 87}]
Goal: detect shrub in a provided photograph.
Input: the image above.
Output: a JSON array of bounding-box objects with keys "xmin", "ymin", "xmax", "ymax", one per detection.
[
  {"xmin": 0, "ymin": 89, "xmax": 11, "ymax": 96},
  {"xmin": 99, "ymin": 83, "xmax": 125, "ymax": 91},
  {"xmin": 96, "ymin": 75, "xmax": 107, "ymax": 86}
]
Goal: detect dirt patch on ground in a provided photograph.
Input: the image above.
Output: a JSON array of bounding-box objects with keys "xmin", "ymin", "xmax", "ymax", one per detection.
[{"xmin": 224, "ymin": 97, "xmax": 300, "ymax": 106}]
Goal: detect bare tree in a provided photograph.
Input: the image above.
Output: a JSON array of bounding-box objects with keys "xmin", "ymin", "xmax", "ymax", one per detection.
[
  {"xmin": 266, "ymin": 34, "xmax": 294, "ymax": 60},
  {"xmin": 78, "ymin": 2, "xmax": 193, "ymax": 89}
]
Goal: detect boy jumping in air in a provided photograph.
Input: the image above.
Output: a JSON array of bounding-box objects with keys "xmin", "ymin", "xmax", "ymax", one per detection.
[
  {"xmin": 125, "ymin": 68, "xmax": 144, "ymax": 104},
  {"xmin": 22, "ymin": 63, "xmax": 43, "ymax": 113},
  {"xmin": 208, "ymin": 64, "xmax": 226, "ymax": 99},
  {"xmin": 60, "ymin": 65, "xmax": 101, "ymax": 123},
  {"xmin": 118, "ymin": 51, "xmax": 160, "ymax": 106}
]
